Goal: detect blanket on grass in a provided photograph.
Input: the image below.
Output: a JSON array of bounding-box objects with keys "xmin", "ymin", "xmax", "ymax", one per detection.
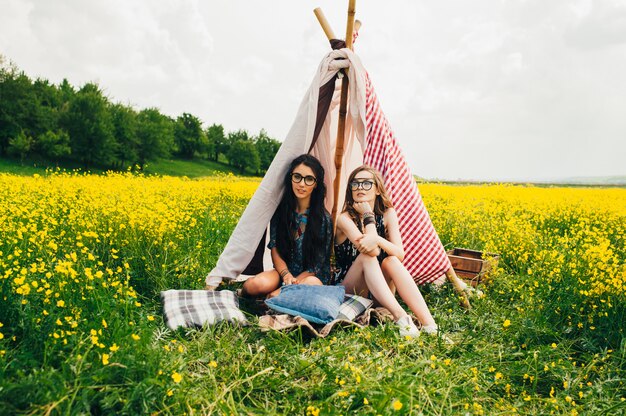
[
  {"xmin": 162, "ymin": 290, "xmax": 383, "ymax": 336},
  {"xmin": 258, "ymin": 307, "xmax": 396, "ymax": 338}
]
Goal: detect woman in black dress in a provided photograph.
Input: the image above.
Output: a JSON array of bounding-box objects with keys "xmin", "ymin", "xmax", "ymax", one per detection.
[{"xmin": 333, "ymin": 165, "xmax": 438, "ymax": 338}]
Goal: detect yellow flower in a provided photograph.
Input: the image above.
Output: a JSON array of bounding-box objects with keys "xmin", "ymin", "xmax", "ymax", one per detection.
[
  {"xmin": 166, "ymin": 390, "xmax": 173, "ymax": 397},
  {"xmin": 392, "ymin": 399, "xmax": 403, "ymax": 411},
  {"xmin": 102, "ymin": 354, "xmax": 110, "ymax": 365},
  {"xmin": 171, "ymin": 372, "xmax": 182, "ymax": 383},
  {"xmin": 109, "ymin": 344, "xmax": 119, "ymax": 352},
  {"xmin": 209, "ymin": 361, "xmax": 217, "ymax": 368},
  {"xmin": 363, "ymin": 398, "xmax": 369, "ymax": 405},
  {"xmin": 503, "ymin": 319, "xmax": 511, "ymax": 328},
  {"xmin": 57, "ymin": 300, "xmax": 65, "ymax": 308},
  {"xmin": 131, "ymin": 334, "xmax": 140, "ymax": 341},
  {"xmin": 147, "ymin": 315, "xmax": 155, "ymax": 321},
  {"xmin": 306, "ymin": 405, "xmax": 320, "ymax": 416}
]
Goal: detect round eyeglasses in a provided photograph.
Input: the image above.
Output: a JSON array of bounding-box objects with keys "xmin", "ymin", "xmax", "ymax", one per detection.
[
  {"xmin": 349, "ymin": 180, "xmax": 374, "ymax": 191},
  {"xmin": 291, "ymin": 172, "xmax": 317, "ymax": 186}
]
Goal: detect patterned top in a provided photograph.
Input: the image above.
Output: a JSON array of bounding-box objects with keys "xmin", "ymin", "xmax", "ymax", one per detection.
[
  {"xmin": 267, "ymin": 209, "xmax": 333, "ymax": 284},
  {"xmin": 331, "ymin": 213, "xmax": 388, "ymax": 285}
]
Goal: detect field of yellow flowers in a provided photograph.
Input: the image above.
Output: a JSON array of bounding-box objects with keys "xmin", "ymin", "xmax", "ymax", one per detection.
[{"xmin": 0, "ymin": 171, "xmax": 624, "ymax": 415}]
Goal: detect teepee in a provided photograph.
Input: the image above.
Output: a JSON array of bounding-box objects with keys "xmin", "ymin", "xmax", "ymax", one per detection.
[{"xmin": 206, "ymin": 2, "xmax": 470, "ymax": 307}]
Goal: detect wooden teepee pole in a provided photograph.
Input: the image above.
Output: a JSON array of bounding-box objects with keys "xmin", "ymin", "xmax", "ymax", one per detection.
[
  {"xmin": 313, "ymin": 5, "xmax": 472, "ymax": 310},
  {"xmin": 331, "ymin": 0, "xmax": 357, "ymax": 227},
  {"xmin": 313, "ymin": 8, "xmax": 336, "ymax": 40}
]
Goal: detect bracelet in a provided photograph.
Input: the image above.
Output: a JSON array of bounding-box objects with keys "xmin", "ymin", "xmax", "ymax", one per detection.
[
  {"xmin": 279, "ymin": 268, "xmax": 290, "ymax": 278},
  {"xmin": 363, "ymin": 215, "xmax": 375, "ymax": 226}
]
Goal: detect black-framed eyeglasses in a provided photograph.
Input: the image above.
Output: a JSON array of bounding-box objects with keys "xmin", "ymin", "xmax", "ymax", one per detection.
[
  {"xmin": 291, "ymin": 172, "xmax": 317, "ymax": 186},
  {"xmin": 350, "ymin": 180, "xmax": 374, "ymax": 191}
]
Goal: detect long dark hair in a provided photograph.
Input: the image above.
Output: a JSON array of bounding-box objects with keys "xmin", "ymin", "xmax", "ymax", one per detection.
[{"xmin": 275, "ymin": 154, "xmax": 328, "ymax": 270}]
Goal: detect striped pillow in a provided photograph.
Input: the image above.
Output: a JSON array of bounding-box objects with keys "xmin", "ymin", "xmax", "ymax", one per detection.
[{"xmin": 337, "ymin": 294, "xmax": 373, "ymax": 321}]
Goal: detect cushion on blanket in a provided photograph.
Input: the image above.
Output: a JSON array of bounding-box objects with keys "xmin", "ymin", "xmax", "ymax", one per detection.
[
  {"xmin": 265, "ymin": 285, "xmax": 345, "ymax": 324},
  {"xmin": 161, "ymin": 289, "xmax": 247, "ymax": 330},
  {"xmin": 337, "ymin": 294, "xmax": 374, "ymax": 321}
]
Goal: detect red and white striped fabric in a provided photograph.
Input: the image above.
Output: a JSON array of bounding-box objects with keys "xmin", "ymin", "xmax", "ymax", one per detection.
[{"xmin": 362, "ymin": 74, "xmax": 451, "ymax": 284}]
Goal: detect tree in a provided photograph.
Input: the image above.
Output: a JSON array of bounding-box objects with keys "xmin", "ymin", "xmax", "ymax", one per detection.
[
  {"xmin": 36, "ymin": 130, "xmax": 71, "ymax": 159},
  {"xmin": 205, "ymin": 123, "xmax": 225, "ymax": 161},
  {"xmin": 136, "ymin": 108, "xmax": 174, "ymax": 167},
  {"xmin": 254, "ymin": 129, "xmax": 281, "ymax": 173},
  {"xmin": 8, "ymin": 131, "xmax": 33, "ymax": 162},
  {"xmin": 58, "ymin": 78, "xmax": 75, "ymax": 105},
  {"xmin": 60, "ymin": 83, "xmax": 116, "ymax": 167},
  {"xmin": 31, "ymin": 78, "xmax": 62, "ymax": 137},
  {"xmin": 174, "ymin": 113, "xmax": 206, "ymax": 159},
  {"xmin": 0, "ymin": 64, "xmax": 38, "ymax": 157},
  {"xmin": 110, "ymin": 103, "xmax": 139, "ymax": 169},
  {"xmin": 228, "ymin": 139, "xmax": 260, "ymax": 173},
  {"xmin": 225, "ymin": 130, "xmax": 251, "ymax": 166}
]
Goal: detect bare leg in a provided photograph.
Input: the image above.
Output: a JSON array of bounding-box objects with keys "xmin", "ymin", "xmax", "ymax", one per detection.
[
  {"xmin": 265, "ymin": 274, "xmax": 324, "ymax": 299},
  {"xmin": 341, "ymin": 254, "xmax": 407, "ymax": 321},
  {"xmin": 241, "ymin": 270, "xmax": 281, "ymax": 298},
  {"xmin": 295, "ymin": 276, "xmax": 323, "ymax": 286},
  {"xmin": 381, "ymin": 256, "xmax": 437, "ymax": 327},
  {"xmin": 384, "ymin": 272, "xmax": 396, "ymax": 295}
]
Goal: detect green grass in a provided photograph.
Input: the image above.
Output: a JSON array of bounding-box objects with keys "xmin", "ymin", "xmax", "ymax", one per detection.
[
  {"xmin": 0, "ymin": 156, "xmax": 257, "ymax": 178},
  {"xmin": 142, "ymin": 158, "xmax": 255, "ymax": 178},
  {"xmin": 0, "ymin": 173, "xmax": 624, "ymax": 415},
  {"xmin": 0, "ymin": 157, "xmax": 59, "ymax": 175}
]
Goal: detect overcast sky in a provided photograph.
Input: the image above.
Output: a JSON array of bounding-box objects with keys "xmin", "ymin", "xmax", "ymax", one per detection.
[{"xmin": 2, "ymin": 0, "xmax": 625, "ymax": 181}]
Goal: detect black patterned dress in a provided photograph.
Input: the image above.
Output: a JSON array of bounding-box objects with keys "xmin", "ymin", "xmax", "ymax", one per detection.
[{"xmin": 331, "ymin": 213, "xmax": 388, "ymax": 285}]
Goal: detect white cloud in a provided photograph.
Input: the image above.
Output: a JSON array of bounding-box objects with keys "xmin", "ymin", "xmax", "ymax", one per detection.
[{"xmin": 1, "ymin": 0, "xmax": 624, "ymax": 181}]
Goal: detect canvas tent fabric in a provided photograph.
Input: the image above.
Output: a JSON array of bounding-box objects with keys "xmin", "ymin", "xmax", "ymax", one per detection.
[
  {"xmin": 205, "ymin": 48, "xmax": 366, "ymax": 287},
  {"xmin": 206, "ymin": 47, "xmax": 450, "ymax": 287},
  {"xmin": 362, "ymin": 74, "xmax": 451, "ymax": 284}
]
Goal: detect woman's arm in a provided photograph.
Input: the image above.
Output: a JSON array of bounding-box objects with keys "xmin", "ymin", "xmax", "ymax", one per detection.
[
  {"xmin": 375, "ymin": 208, "xmax": 405, "ymax": 261},
  {"xmin": 337, "ymin": 210, "xmax": 380, "ymax": 257},
  {"xmin": 336, "ymin": 213, "xmax": 364, "ymax": 244},
  {"xmin": 271, "ymin": 247, "xmax": 296, "ymax": 285}
]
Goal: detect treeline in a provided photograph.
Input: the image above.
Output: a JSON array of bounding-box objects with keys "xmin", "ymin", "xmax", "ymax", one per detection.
[{"xmin": 0, "ymin": 56, "xmax": 281, "ymax": 173}]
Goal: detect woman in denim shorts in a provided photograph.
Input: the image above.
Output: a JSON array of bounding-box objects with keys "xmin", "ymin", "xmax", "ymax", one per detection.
[{"xmin": 241, "ymin": 154, "xmax": 332, "ymax": 298}]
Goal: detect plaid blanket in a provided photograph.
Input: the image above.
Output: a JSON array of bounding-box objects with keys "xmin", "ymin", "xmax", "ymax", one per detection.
[
  {"xmin": 258, "ymin": 307, "xmax": 395, "ymax": 338},
  {"xmin": 161, "ymin": 290, "xmax": 248, "ymax": 330}
]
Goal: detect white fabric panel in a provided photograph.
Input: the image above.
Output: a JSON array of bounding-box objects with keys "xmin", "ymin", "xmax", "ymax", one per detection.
[{"xmin": 206, "ymin": 49, "xmax": 368, "ymax": 283}]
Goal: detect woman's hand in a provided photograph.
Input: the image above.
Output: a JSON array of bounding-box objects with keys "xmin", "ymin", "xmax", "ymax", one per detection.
[
  {"xmin": 356, "ymin": 234, "xmax": 380, "ymax": 256},
  {"xmin": 293, "ymin": 272, "xmax": 315, "ymax": 284},
  {"xmin": 283, "ymin": 273, "xmax": 295, "ymax": 285},
  {"xmin": 353, "ymin": 202, "xmax": 373, "ymax": 216}
]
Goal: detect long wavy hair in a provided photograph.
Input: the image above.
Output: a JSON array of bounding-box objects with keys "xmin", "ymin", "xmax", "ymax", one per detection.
[
  {"xmin": 343, "ymin": 165, "xmax": 393, "ymax": 224},
  {"xmin": 275, "ymin": 154, "xmax": 328, "ymax": 270}
]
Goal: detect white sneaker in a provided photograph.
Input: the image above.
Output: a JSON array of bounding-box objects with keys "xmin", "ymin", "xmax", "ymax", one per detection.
[
  {"xmin": 422, "ymin": 325, "xmax": 439, "ymax": 335},
  {"xmin": 395, "ymin": 315, "xmax": 420, "ymax": 339},
  {"xmin": 422, "ymin": 325, "xmax": 455, "ymax": 344}
]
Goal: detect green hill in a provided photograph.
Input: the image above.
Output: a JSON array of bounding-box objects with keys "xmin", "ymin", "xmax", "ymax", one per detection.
[{"xmin": 0, "ymin": 156, "xmax": 258, "ymax": 178}]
